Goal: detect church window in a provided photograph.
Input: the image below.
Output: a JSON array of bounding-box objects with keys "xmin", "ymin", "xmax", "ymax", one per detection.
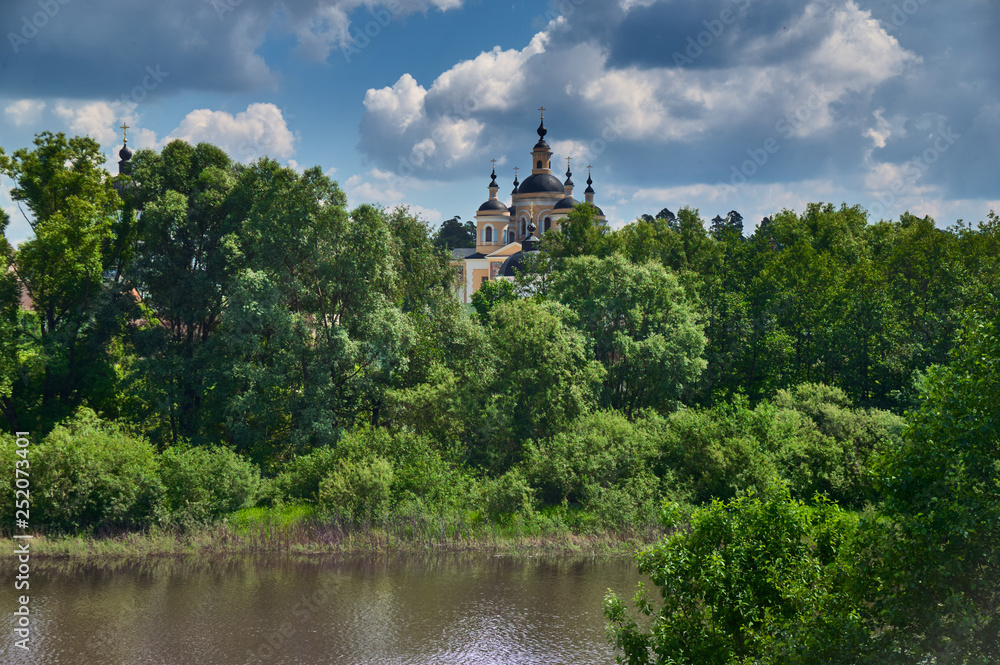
[
  {"xmin": 520, "ymin": 219, "xmax": 526, "ymax": 236},
  {"xmin": 544, "ymin": 217, "xmax": 551, "ymax": 232},
  {"xmin": 484, "ymin": 226, "xmax": 493, "ymax": 243},
  {"xmin": 536, "ymin": 160, "xmax": 542, "ymax": 168}
]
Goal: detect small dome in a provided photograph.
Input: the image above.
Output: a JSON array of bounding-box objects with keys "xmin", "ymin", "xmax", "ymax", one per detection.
[
  {"xmin": 119, "ymin": 144, "xmax": 133, "ymax": 161},
  {"xmin": 478, "ymin": 199, "xmax": 510, "ymax": 213},
  {"xmin": 499, "ymin": 251, "xmax": 525, "ymax": 278},
  {"xmin": 517, "ymin": 173, "xmax": 564, "ymax": 194},
  {"xmin": 554, "ymin": 196, "xmax": 579, "ymax": 210}
]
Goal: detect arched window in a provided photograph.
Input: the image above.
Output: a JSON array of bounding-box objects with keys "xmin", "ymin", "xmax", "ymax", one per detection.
[
  {"xmin": 484, "ymin": 226, "xmax": 493, "ymax": 243},
  {"xmin": 520, "ymin": 219, "xmax": 526, "ymax": 236},
  {"xmin": 536, "ymin": 160, "xmax": 542, "ymax": 168},
  {"xmin": 544, "ymin": 217, "xmax": 551, "ymax": 232}
]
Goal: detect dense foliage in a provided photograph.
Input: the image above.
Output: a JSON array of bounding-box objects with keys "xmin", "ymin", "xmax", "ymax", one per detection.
[{"xmin": 2, "ymin": 133, "xmax": 998, "ymax": 661}]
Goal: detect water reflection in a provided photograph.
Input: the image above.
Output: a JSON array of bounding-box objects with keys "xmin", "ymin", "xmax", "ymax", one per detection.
[{"xmin": 1, "ymin": 554, "xmax": 643, "ymax": 664}]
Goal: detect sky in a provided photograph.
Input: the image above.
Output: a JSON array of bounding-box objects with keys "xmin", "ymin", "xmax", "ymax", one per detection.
[{"xmin": 1, "ymin": 0, "xmax": 997, "ymax": 245}]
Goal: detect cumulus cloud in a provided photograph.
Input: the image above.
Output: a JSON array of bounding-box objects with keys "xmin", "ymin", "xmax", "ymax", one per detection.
[
  {"xmin": 0, "ymin": 0, "xmax": 464, "ymax": 98},
  {"xmin": 163, "ymin": 103, "xmax": 296, "ymax": 162},
  {"xmin": 53, "ymin": 101, "xmax": 121, "ymax": 144},
  {"xmin": 4, "ymin": 100, "xmax": 46, "ymax": 127},
  {"xmin": 357, "ymin": 0, "xmax": 918, "ymax": 188}
]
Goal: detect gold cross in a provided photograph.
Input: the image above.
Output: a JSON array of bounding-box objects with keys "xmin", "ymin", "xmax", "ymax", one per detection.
[
  {"xmin": 538, "ymin": 106, "xmax": 545, "ymax": 119},
  {"xmin": 513, "ymin": 166, "xmax": 519, "ymax": 179},
  {"xmin": 566, "ymin": 156, "xmax": 572, "ymax": 170},
  {"xmin": 490, "ymin": 158, "xmax": 497, "ymax": 170},
  {"xmin": 120, "ymin": 122, "xmax": 129, "ymax": 142},
  {"xmin": 587, "ymin": 164, "xmax": 592, "ymax": 176}
]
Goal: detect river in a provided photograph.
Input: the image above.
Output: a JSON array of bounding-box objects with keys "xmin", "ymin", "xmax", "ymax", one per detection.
[{"xmin": 2, "ymin": 554, "xmax": 645, "ymax": 664}]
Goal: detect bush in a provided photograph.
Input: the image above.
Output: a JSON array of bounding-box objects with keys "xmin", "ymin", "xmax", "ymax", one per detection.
[
  {"xmin": 317, "ymin": 456, "xmax": 394, "ymax": 521},
  {"xmin": 523, "ymin": 410, "xmax": 656, "ymax": 505},
  {"xmin": 654, "ymin": 399, "xmax": 782, "ymax": 503},
  {"xmin": 273, "ymin": 446, "xmax": 339, "ymax": 503},
  {"xmin": 12, "ymin": 408, "xmax": 164, "ymax": 533},
  {"xmin": 158, "ymin": 445, "xmax": 260, "ymax": 525},
  {"xmin": 772, "ymin": 383, "xmax": 904, "ymax": 507},
  {"xmin": 482, "ymin": 469, "xmax": 536, "ymax": 519}
]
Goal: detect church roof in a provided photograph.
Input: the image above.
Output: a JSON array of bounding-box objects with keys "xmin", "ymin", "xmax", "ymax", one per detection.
[
  {"xmin": 477, "ymin": 199, "xmax": 509, "ymax": 212},
  {"xmin": 499, "ymin": 251, "xmax": 525, "ymax": 278},
  {"xmin": 451, "ymin": 248, "xmax": 481, "ymax": 260},
  {"xmin": 554, "ymin": 196, "xmax": 579, "ymax": 210},
  {"xmin": 518, "ymin": 173, "xmax": 564, "ymax": 194}
]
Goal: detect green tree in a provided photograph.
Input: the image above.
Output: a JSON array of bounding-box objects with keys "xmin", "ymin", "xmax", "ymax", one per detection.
[
  {"xmin": 0, "ymin": 133, "xmax": 126, "ymax": 432},
  {"xmin": 433, "ymin": 215, "xmax": 476, "ymax": 250},
  {"xmin": 482, "ymin": 299, "xmax": 604, "ymax": 468},
  {"xmin": 549, "ymin": 254, "xmax": 706, "ymax": 414},
  {"xmin": 862, "ymin": 305, "xmax": 1000, "ymax": 663},
  {"xmin": 470, "ymin": 278, "xmax": 517, "ymax": 324},
  {"xmin": 606, "ymin": 486, "xmax": 865, "ymax": 665}
]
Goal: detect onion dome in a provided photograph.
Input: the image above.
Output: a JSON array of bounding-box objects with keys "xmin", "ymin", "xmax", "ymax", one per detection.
[
  {"xmin": 584, "ymin": 172, "xmax": 595, "ymax": 195},
  {"xmin": 534, "ymin": 117, "xmax": 549, "ymax": 150},
  {"xmin": 517, "ymin": 173, "xmax": 564, "ymax": 194},
  {"xmin": 512, "ymin": 169, "xmax": 520, "ymax": 196},
  {"xmin": 564, "ymin": 163, "xmax": 573, "ymax": 188},
  {"xmin": 499, "ymin": 251, "xmax": 525, "ymax": 278},
  {"xmin": 119, "ymin": 144, "xmax": 133, "ymax": 161},
  {"xmin": 478, "ymin": 199, "xmax": 509, "ymax": 212},
  {"xmin": 554, "ymin": 196, "xmax": 579, "ymax": 210},
  {"xmin": 521, "ymin": 220, "xmax": 540, "ymax": 251}
]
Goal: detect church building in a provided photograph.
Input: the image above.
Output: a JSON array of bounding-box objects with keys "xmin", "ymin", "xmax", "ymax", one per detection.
[{"xmin": 452, "ymin": 111, "xmax": 605, "ymax": 302}]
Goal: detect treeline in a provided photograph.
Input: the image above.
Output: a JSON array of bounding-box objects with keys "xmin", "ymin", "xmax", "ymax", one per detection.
[{"xmin": 3, "ymin": 132, "xmax": 999, "ymax": 658}]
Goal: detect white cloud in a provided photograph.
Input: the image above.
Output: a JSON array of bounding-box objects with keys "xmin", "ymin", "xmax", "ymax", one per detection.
[
  {"xmin": 53, "ymin": 101, "xmax": 121, "ymax": 144},
  {"xmin": 4, "ymin": 100, "xmax": 46, "ymax": 127},
  {"xmin": 344, "ymin": 170, "xmax": 406, "ymax": 204},
  {"xmin": 164, "ymin": 103, "xmax": 295, "ymax": 162}
]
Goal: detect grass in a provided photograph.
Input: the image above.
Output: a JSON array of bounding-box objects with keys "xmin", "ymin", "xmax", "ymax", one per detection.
[{"xmin": 8, "ymin": 504, "xmax": 666, "ymax": 564}]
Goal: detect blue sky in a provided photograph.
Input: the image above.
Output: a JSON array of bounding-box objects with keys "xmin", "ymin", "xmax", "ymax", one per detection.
[{"xmin": 1, "ymin": 0, "xmax": 997, "ymax": 245}]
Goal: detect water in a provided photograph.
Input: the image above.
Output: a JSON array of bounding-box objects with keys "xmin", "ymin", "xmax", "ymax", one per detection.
[{"xmin": 1, "ymin": 554, "xmax": 644, "ymax": 664}]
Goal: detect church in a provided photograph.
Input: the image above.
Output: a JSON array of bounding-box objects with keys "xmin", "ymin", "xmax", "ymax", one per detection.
[{"xmin": 451, "ymin": 111, "xmax": 606, "ymax": 302}]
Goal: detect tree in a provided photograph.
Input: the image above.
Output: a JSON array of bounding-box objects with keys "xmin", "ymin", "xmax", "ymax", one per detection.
[
  {"xmin": 470, "ymin": 278, "xmax": 517, "ymax": 324},
  {"xmin": 862, "ymin": 305, "xmax": 1000, "ymax": 663},
  {"xmin": 606, "ymin": 486, "xmax": 864, "ymax": 665},
  {"xmin": 549, "ymin": 254, "xmax": 706, "ymax": 414},
  {"xmin": 539, "ymin": 202, "xmax": 608, "ymax": 261},
  {"xmin": 482, "ymin": 299, "xmax": 605, "ymax": 468},
  {"xmin": 433, "ymin": 215, "xmax": 476, "ymax": 250},
  {"xmin": 0, "ymin": 132, "xmax": 126, "ymax": 432}
]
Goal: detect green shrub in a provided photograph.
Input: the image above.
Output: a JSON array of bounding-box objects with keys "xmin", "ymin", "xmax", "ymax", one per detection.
[
  {"xmin": 159, "ymin": 445, "xmax": 260, "ymax": 525},
  {"xmin": 483, "ymin": 469, "xmax": 536, "ymax": 519},
  {"xmin": 18, "ymin": 408, "xmax": 164, "ymax": 533},
  {"xmin": 317, "ymin": 456, "xmax": 394, "ymax": 520},
  {"xmin": 582, "ymin": 469, "xmax": 664, "ymax": 530},
  {"xmin": 273, "ymin": 446, "xmax": 339, "ymax": 502},
  {"xmin": 771, "ymin": 383, "xmax": 905, "ymax": 507},
  {"xmin": 523, "ymin": 410, "xmax": 656, "ymax": 505},
  {"xmin": 654, "ymin": 399, "xmax": 782, "ymax": 503}
]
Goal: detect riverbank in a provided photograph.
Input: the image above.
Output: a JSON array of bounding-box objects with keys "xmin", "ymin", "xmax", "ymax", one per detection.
[{"xmin": 5, "ymin": 505, "xmax": 666, "ymax": 563}]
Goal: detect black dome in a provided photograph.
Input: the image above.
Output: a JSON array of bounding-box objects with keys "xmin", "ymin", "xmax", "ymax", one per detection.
[
  {"xmin": 478, "ymin": 199, "xmax": 510, "ymax": 212},
  {"xmin": 554, "ymin": 196, "xmax": 579, "ymax": 210},
  {"xmin": 119, "ymin": 144, "xmax": 133, "ymax": 160},
  {"xmin": 517, "ymin": 173, "xmax": 564, "ymax": 194},
  {"xmin": 499, "ymin": 251, "xmax": 525, "ymax": 278}
]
